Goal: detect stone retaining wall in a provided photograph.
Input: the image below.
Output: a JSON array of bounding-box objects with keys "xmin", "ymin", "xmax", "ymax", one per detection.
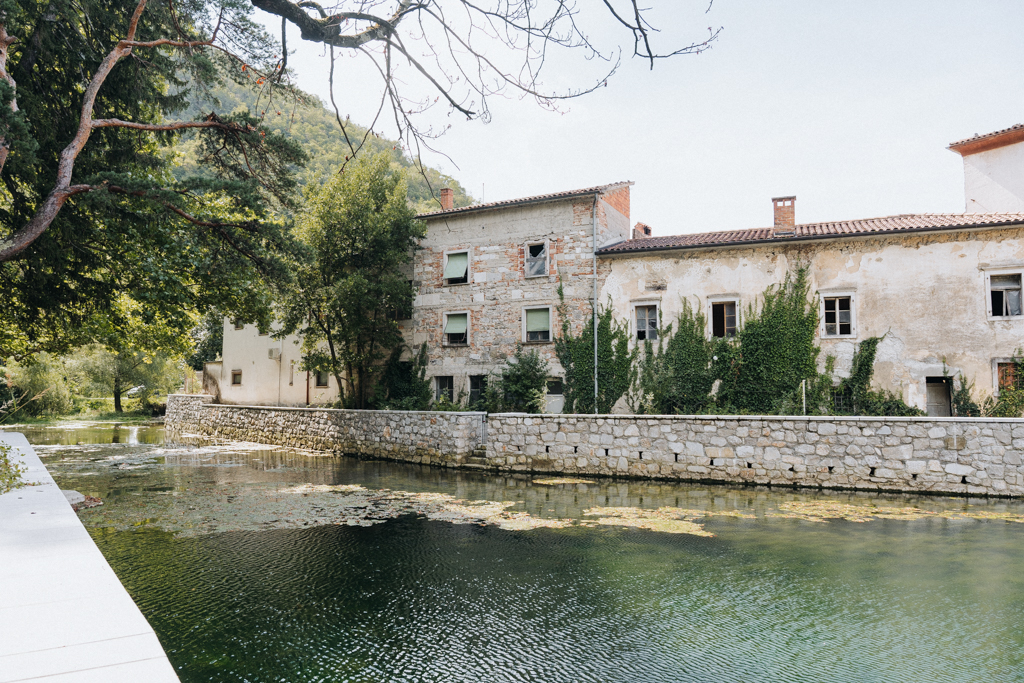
[
  {"xmin": 166, "ymin": 394, "xmax": 486, "ymax": 466},
  {"xmin": 484, "ymin": 414, "xmax": 1024, "ymax": 496},
  {"xmin": 166, "ymin": 394, "xmax": 1024, "ymax": 496}
]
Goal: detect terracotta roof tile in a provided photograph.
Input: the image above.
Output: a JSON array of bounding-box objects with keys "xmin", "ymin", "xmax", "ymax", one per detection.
[
  {"xmin": 948, "ymin": 124, "xmax": 1024, "ymax": 155},
  {"xmin": 416, "ymin": 181, "xmax": 632, "ymax": 219},
  {"xmin": 598, "ymin": 213, "xmax": 1024, "ymax": 255}
]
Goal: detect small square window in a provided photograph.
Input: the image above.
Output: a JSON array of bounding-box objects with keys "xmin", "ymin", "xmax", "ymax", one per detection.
[
  {"xmin": 444, "ymin": 312, "xmax": 468, "ymax": 345},
  {"xmin": 546, "ymin": 378, "xmax": 564, "ymax": 395},
  {"xmin": 233, "ymin": 320, "xmax": 244, "ymax": 330},
  {"xmin": 469, "ymin": 375, "xmax": 488, "ymax": 407},
  {"xmin": 991, "ymin": 274, "xmax": 1022, "ymax": 317},
  {"xmin": 436, "ymin": 376, "xmax": 454, "ymax": 402},
  {"xmin": 998, "ymin": 362, "xmax": 1019, "ymax": 391},
  {"xmin": 636, "ymin": 305, "xmax": 658, "ymax": 341},
  {"xmin": 231, "ymin": 370, "xmax": 242, "ymax": 385},
  {"xmin": 525, "ymin": 243, "xmax": 548, "ymax": 278},
  {"xmin": 824, "ymin": 296, "xmax": 853, "ymax": 336},
  {"xmin": 525, "ymin": 307, "xmax": 551, "ymax": 342},
  {"xmin": 315, "ymin": 370, "xmax": 330, "ymax": 388},
  {"xmin": 712, "ymin": 301, "xmax": 737, "ymax": 338},
  {"xmin": 443, "ymin": 252, "xmax": 469, "ymax": 286}
]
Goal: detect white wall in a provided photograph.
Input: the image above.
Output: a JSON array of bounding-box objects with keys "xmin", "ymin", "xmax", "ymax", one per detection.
[
  {"xmin": 601, "ymin": 226, "xmax": 1024, "ymax": 411},
  {"xmin": 963, "ymin": 143, "xmax": 1024, "ymax": 213},
  {"xmin": 218, "ymin": 319, "xmax": 339, "ymax": 406}
]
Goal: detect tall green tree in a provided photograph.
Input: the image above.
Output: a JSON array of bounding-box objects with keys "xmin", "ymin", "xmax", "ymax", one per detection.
[
  {"xmin": 278, "ymin": 153, "xmax": 424, "ymax": 409},
  {"xmin": 555, "ymin": 286, "xmax": 635, "ymax": 414},
  {"xmin": 0, "ymin": 0, "xmax": 304, "ymax": 361}
]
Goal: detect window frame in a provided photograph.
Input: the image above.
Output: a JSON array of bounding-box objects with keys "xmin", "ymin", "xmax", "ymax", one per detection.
[
  {"xmin": 631, "ymin": 300, "xmax": 660, "ymax": 342},
  {"xmin": 707, "ymin": 296, "xmax": 741, "ymax": 339},
  {"xmin": 524, "ymin": 240, "xmax": 549, "ymax": 279},
  {"xmin": 443, "ymin": 310, "xmax": 471, "ymax": 346},
  {"xmin": 522, "ymin": 305, "xmax": 553, "ymax": 343},
  {"xmin": 993, "ymin": 357, "xmax": 1021, "ymax": 396},
  {"xmin": 435, "ymin": 375, "xmax": 455, "ymax": 402},
  {"xmin": 986, "ymin": 269, "xmax": 1024, "ymax": 320},
  {"xmin": 231, "ymin": 370, "xmax": 242, "ymax": 385},
  {"xmin": 442, "ymin": 249, "xmax": 471, "ymax": 286},
  {"xmin": 314, "ymin": 369, "xmax": 330, "ymax": 388},
  {"xmin": 232, "ymin": 320, "xmax": 244, "ymax": 331},
  {"xmin": 819, "ymin": 290, "xmax": 857, "ymax": 339},
  {"xmin": 469, "ymin": 375, "xmax": 488, "ymax": 407}
]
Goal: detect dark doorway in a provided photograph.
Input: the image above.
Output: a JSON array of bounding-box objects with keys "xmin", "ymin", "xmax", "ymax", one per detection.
[{"xmin": 925, "ymin": 377, "xmax": 951, "ymax": 417}]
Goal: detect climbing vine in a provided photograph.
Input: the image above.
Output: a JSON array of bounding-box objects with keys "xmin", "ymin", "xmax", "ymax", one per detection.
[
  {"xmin": 632, "ymin": 266, "xmax": 923, "ymax": 417},
  {"xmin": 719, "ymin": 267, "xmax": 821, "ymax": 413},
  {"xmin": 983, "ymin": 350, "xmax": 1024, "ymax": 418},
  {"xmin": 556, "ymin": 283, "xmax": 635, "ymax": 414}
]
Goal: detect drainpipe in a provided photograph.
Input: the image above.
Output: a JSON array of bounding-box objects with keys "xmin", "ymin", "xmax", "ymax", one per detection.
[
  {"xmin": 305, "ymin": 370, "xmax": 310, "ymax": 406},
  {"xmin": 593, "ymin": 193, "xmax": 599, "ymax": 414}
]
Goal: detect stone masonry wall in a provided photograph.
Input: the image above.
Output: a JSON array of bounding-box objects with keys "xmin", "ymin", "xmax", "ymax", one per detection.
[
  {"xmin": 166, "ymin": 395, "xmax": 1024, "ymax": 496},
  {"xmin": 166, "ymin": 394, "xmax": 486, "ymax": 467},
  {"xmin": 485, "ymin": 414, "xmax": 1024, "ymax": 496}
]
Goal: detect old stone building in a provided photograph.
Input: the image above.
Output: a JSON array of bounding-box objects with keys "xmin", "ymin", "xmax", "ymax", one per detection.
[
  {"xmin": 408, "ymin": 183, "xmax": 632, "ymax": 411},
  {"xmin": 212, "ymin": 125, "xmax": 1024, "ymax": 415}
]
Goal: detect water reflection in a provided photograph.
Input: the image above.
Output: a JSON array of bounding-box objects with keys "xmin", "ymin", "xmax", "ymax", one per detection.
[{"xmin": 18, "ymin": 426, "xmax": 1024, "ymax": 683}]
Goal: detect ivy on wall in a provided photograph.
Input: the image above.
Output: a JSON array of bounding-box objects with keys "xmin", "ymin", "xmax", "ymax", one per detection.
[
  {"xmin": 720, "ymin": 267, "xmax": 821, "ymax": 413},
  {"xmin": 621, "ymin": 265, "xmax": 924, "ymax": 417},
  {"xmin": 555, "ymin": 284, "xmax": 634, "ymax": 414}
]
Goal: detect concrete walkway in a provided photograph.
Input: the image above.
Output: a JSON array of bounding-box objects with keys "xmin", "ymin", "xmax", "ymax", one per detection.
[{"xmin": 0, "ymin": 432, "xmax": 179, "ymax": 682}]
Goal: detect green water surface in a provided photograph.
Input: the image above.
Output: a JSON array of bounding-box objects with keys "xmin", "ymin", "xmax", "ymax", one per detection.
[{"xmin": 20, "ymin": 423, "xmax": 1024, "ymax": 682}]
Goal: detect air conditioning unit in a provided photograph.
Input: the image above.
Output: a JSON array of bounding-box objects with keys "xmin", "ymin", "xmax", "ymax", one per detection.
[{"xmin": 268, "ymin": 348, "xmax": 282, "ymax": 361}]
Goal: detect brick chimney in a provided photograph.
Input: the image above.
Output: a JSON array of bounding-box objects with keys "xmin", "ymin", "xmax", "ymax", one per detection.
[
  {"xmin": 632, "ymin": 222, "xmax": 652, "ymax": 239},
  {"xmin": 772, "ymin": 196, "xmax": 796, "ymax": 235},
  {"xmin": 439, "ymin": 188, "xmax": 454, "ymax": 212}
]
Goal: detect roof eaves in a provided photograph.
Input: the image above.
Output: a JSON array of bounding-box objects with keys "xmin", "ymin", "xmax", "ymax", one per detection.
[
  {"xmin": 597, "ymin": 217, "xmax": 1024, "ymax": 256},
  {"xmin": 415, "ymin": 181, "xmax": 633, "ymax": 219}
]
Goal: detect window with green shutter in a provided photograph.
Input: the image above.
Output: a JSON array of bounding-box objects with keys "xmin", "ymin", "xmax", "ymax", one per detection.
[
  {"xmin": 444, "ymin": 312, "xmax": 468, "ymax": 345},
  {"xmin": 525, "ymin": 307, "xmax": 550, "ymax": 342},
  {"xmin": 443, "ymin": 252, "xmax": 469, "ymax": 285}
]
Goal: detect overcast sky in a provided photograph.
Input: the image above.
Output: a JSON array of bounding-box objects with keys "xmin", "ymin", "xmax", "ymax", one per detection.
[{"xmin": 254, "ymin": 1, "xmax": 1024, "ymax": 236}]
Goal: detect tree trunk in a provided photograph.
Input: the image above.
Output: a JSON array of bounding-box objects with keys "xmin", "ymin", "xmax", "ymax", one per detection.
[{"xmin": 113, "ymin": 375, "xmax": 122, "ymax": 413}]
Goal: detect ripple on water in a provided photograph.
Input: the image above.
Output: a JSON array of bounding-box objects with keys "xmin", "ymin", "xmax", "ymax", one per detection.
[{"xmin": 26, "ymin": 427, "xmax": 1024, "ymax": 683}]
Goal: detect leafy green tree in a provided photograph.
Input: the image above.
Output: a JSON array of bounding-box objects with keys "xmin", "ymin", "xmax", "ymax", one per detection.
[
  {"xmin": 186, "ymin": 311, "xmax": 225, "ymax": 372},
  {"xmin": 555, "ymin": 286, "xmax": 634, "ymax": 414},
  {"xmin": 0, "ymin": 0, "xmax": 304, "ymax": 361},
  {"xmin": 373, "ymin": 343, "xmax": 432, "ymax": 411},
  {"xmin": 74, "ymin": 298, "xmax": 190, "ymax": 412},
  {"xmin": 1, "ymin": 353, "xmax": 75, "ymax": 417},
  {"xmin": 489, "ymin": 346, "xmax": 549, "ymax": 414},
  {"xmin": 278, "ymin": 153, "xmax": 424, "ymax": 409}
]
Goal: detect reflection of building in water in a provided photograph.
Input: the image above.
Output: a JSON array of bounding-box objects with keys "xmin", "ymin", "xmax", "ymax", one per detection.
[{"xmin": 214, "ymin": 126, "xmax": 1024, "ymax": 416}]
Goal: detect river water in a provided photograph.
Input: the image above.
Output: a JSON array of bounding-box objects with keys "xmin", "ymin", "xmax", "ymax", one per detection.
[{"xmin": 20, "ymin": 423, "xmax": 1024, "ymax": 682}]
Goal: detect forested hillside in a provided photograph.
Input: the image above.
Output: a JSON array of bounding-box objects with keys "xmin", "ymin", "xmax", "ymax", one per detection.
[{"xmin": 174, "ymin": 78, "xmax": 474, "ymax": 213}]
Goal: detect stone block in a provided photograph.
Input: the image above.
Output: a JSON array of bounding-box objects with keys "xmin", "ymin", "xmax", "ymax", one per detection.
[{"xmin": 944, "ymin": 463, "xmax": 973, "ymax": 476}]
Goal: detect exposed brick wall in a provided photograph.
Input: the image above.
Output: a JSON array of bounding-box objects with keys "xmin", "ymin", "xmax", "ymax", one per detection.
[{"xmin": 409, "ymin": 196, "xmax": 629, "ymax": 397}]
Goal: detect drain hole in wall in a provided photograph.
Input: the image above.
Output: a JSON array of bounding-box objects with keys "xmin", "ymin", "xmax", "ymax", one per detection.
[
  {"xmin": 573, "ymin": 446, "xmax": 578, "ymax": 454},
  {"xmin": 747, "ymin": 462, "xmax": 753, "ymax": 469},
  {"xmin": 961, "ymin": 476, "xmax": 968, "ymax": 484},
  {"xmin": 788, "ymin": 466, "xmax": 794, "ymax": 472},
  {"xmin": 912, "ymin": 473, "xmax": 918, "ymax": 480},
  {"xmin": 675, "ymin": 453, "xmax": 679, "ymax": 463},
  {"xmin": 604, "ymin": 449, "xmax": 609, "ymax": 457},
  {"xmin": 639, "ymin": 451, "xmax": 644, "ymax": 459},
  {"xmin": 869, "ymin": 467, "xmax": 876, "ymax": 477},
  {"xmin": 828, "ymin": 466, "xmax": 834, "ymax": 473},
  {"xmin": 545, "ymin": 446, "xmax": 550, "ymax": 454}
]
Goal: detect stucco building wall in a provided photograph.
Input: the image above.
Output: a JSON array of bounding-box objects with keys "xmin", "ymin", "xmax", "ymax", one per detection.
[
  {"xmin": 217, "ymin": 321, "xmax": 340, "ymax": 407},
  {"xmin": 600, "ymin": 226, "xmax": 1024, "ymax": 410}
]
